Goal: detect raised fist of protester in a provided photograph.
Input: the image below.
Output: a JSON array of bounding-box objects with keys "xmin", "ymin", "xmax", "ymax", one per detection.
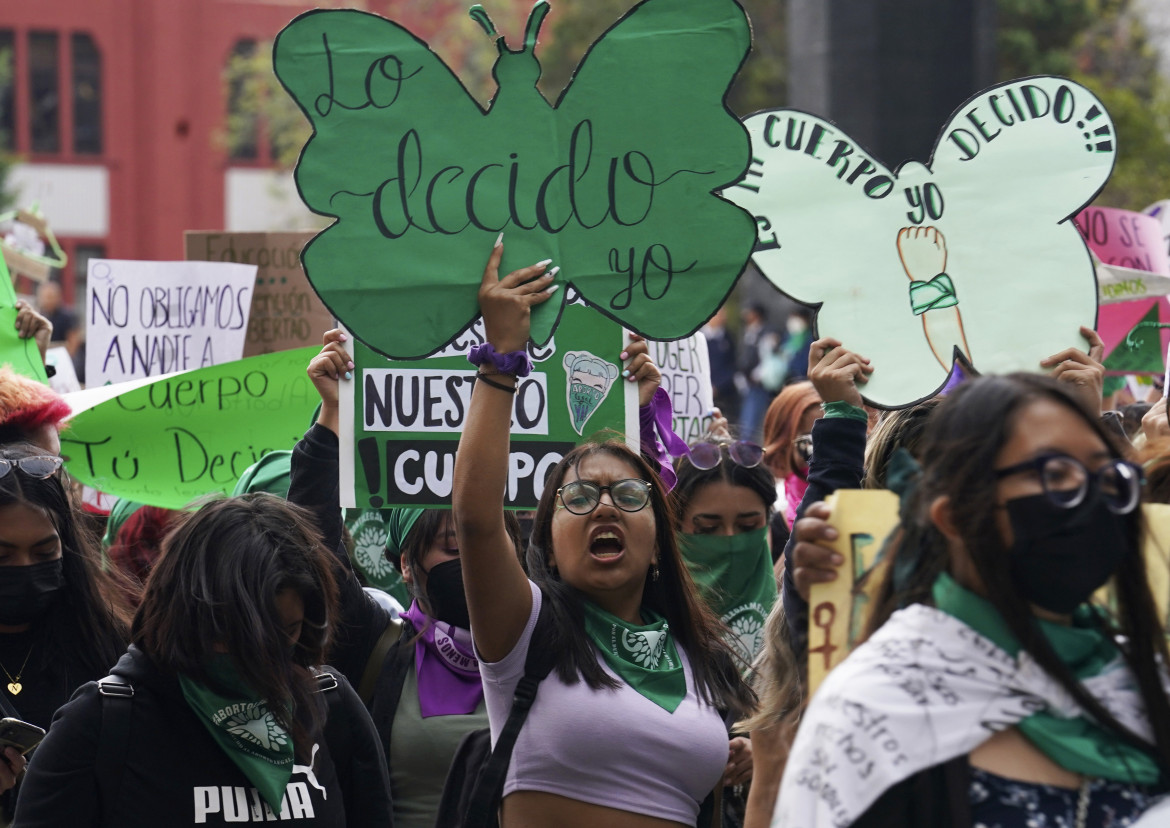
[
  {"xmin": 0, "ymin": 746, "xmax": 26, "ymax": 795},
  {"xmin": 478, "ymin": 236, "xmax": 558, "ymax": 354},
  {"xmin": 621, "ymin": 333, "xmax": 662, "ymax": 408},
  {"xmin": 306, "ymin": 328, "xmax": 354, "ymax": 435},
  {"xmin": 790, "ymin": 500, "xmax": 843, "ymax": 602},
  {"xmin": 13, "ymin": 299, "xmax": 52, "ymax": 361},
  {"xmin": 808, "ymin": 337, "xmax": 873, "ymax": 408},
  {"xmin": 1142, "ymin": 396, "xmax": 1170, "ymax": 444},
  {"xmin": 1041, "ymin": 325, "xmax": 1105, "ymax": 417}
]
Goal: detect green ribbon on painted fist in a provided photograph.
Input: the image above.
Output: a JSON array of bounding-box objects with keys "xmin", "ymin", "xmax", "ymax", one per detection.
[{"xmin": 908, "ymin": 272, "xmax": 960, "ymax": 315}]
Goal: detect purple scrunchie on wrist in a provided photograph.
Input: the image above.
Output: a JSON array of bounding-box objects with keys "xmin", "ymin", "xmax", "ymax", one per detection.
[
  {"xmin": 639, "ymin": 387, "xmax": 690, "ymax": 492},
  {"xmin": 467, "ymin": 343, "xmax": 533, "ymax": 377}
]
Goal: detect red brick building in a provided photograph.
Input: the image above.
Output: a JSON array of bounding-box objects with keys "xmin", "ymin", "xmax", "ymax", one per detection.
[{"xmin": 0, "ymin": 0, "xmax": 532, "ymax": 307}]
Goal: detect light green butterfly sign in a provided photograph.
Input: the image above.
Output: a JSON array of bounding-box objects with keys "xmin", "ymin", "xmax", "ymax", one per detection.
[{"xmin": 728, "ymin": 76, "xmax": 1115, "ymax": 408}]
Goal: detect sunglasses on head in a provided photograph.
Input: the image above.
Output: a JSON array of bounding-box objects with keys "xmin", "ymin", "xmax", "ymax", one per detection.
[
  {"xmin": 0, "ymin": 456, "xmax": 63, "ymax": 481},
  {"xmin": 685, "ymin": 441, "xmax": 765, "ymax": 471}
]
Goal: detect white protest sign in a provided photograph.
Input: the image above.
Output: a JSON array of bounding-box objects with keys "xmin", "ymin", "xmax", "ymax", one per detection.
[
  {"xmin": 45, "ymin": 346, "xmax": 80, "ymax": 394},
  {"xmin": 650, "ymin": 333, "xmax": 714, "ymax": 444},
  {"xmin": 85, "ymin": 259, "xmax": 256, "ymax": 386}
]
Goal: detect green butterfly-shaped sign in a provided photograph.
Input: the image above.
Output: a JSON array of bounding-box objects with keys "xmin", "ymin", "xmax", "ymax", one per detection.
[
  {"xmin": 274, "ymin": 0, "xmax": 756, "ymax": 359},
  {"xmin": 727, "ymin": 76, "xmax": 1115, "ymax": 408}
]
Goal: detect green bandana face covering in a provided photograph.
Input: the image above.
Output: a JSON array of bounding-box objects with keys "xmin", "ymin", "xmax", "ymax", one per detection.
[
  {"xmin": 932, "ymin": 572, "xmax": 1161, "ymax": 784},
  {"xmin": 178, "ymin": 655, "xmax": 295, "ymax": 811},
  {"xmin": 581, "ymin": 601, "xmax": 687, "ymax": 713},
  {"xmin": 679, "ymin": 527, "xmax": 777, "ymax": 664}
]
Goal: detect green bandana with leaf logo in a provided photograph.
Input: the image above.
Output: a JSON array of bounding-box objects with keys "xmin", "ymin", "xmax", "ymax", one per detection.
[
  {"xmin": 932, "ymin": 572, "xmax": 1162, "ymax": 784},
  {"xmin": 344, "ymin": 507, "xmax": 411, "ymax": 605},
  {"xmin": 679, "ymin": 527, "xmax": 776, "ymax": 666},
  {"xmin": 581, "ymin": 600, "xmax": 686, "ymax": 713},
  {"xmin": 178, "ymin": 656, "xmax": 295, "ymax": 811}
]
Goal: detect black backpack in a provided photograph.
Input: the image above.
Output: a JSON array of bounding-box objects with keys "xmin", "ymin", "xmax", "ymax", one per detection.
[{"xmin": 433, "ymin": 597, "xmax": 556, "ymax": 828}]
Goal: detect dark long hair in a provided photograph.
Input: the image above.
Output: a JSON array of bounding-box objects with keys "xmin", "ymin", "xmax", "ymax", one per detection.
[
  {"xmin": 671, "ymin": 443, "xmax": 777, "ymax": 530},
  {"xmin": 526, "ymin": 440, "xmax": 755, "ymax": 717},
  {"xmin": 133, "ymin": 494, "xmax": 339, "ymax": 758},
  {"xmin": 0, "ymin": 442, "xmax": 130, "ymax": 676},
  {"xmin": 867, "ymin": 374, "xmax": 1170, "ymax": 777}
]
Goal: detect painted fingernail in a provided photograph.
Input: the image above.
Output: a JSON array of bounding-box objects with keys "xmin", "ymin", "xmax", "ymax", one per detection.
[
  {"xmin": 620, "ymin": 350, "xmax": 629, "ymax": 360},
  {"xmin": 347, "ymin": 361, "xmax": 355, "ymax": 369},
  {"xmin": 495, "ymin": 232, "xmax": 504, "ymax": 247},
  {"xmin": 340, "ymin": 333, "xmax": 347, "ymax": 341},
  {"xmin": 548, "ymin": 266, "xmax": 560, "ymax": 278},
  {"xmin": 622, "ymin": 369, "xmax": 631, "ymax": 378},
  {"xmin": 544, "ymin": 284, "xmax": 560, "ymax": 296},
  {"xmin": 536, "ymin": 258, "xmax": 553, "ymax": 268},
  {"xmin": 344, "ymin": 371, "xmax": 352, "ymax": 381}
]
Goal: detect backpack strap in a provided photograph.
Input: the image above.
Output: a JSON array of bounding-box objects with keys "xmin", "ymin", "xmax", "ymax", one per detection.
[
  {"xmin": 367, "ymin": 619, "xmax": 415, "ymax": 752},
  {"xmin": 461, "ymin": 594, "xmax": 557, "ymax": 827},
  {"xmin": 357, "ymin": 616, "xmax": 402, "ymax": 706},
  {"xmin": 95, "ymin": 675, "xmax": 135, "ymax": 821}
]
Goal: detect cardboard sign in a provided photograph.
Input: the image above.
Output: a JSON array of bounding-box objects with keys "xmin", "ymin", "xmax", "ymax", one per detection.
[
  {"xmin": 807, "ymin": 489, "xmax": 899, "ymax": 695},
  {"xmin": 649, "ymin": 334, "xmax": 714, "ymax": 444},
  {"xmin": 340, "ymin": 302, "xmax": 636, "ymax": 509},
  {"xmin": 184, "ymin": 232, "xmax": 335, "ymax": 357},
  {"xmin": 0, "ymin": 254, "xmax": 48, "ymax": 382},
  {"xmin": 272, "ymin": 0, "xmax": 755, "ymax": 360},
  {"xmin": 61, "ymin": 348, "xmax": 318, "ymax": 508},
  {"xmin": 728, "ymin": 77, "xmax": 1114, "ymax": 408},
  {"xmin": 85, "ymin": 259, "xmax": 256, "ymax": 386},
  {"xmin": 1074, "ymin": 206, "xmax": 1170, "ymax": 275}
]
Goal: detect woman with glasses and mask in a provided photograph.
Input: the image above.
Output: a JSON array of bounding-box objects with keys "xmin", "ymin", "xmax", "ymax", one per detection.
[
  {"xmin": 0, "ymin": 443, "xmax": 131, "ymax": 816},
  {"xmin": 761, "ymin": 380, "xmax": 823, "ymax": 544},
  {"xmin": 452, "ymin": 240, "xmax": 755, "ymax": 828},
  {"xmin": 774, "ymin": 373, "xmax": 1170, "ymax": 828}
]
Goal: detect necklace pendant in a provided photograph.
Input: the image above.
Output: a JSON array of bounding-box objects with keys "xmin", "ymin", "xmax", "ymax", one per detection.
[{"xmin": 6, "ymin": 682, "xmax": 20, "ymax": 695}]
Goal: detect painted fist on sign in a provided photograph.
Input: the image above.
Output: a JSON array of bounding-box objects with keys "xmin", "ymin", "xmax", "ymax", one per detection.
[{"xmin": 896, "ymin": 226, "xmax": 972, "ymax": 372}]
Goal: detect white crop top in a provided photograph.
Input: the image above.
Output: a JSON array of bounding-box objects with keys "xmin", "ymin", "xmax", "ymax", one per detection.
[{"xmin": 478, "ymin": 581, "xmax": 728, "ymax": 825}]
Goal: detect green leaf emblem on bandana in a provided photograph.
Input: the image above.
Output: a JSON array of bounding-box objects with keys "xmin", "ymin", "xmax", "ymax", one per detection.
[{"xmin": 583, "ymin": 601, "xmax": 687, "ymax": 713}]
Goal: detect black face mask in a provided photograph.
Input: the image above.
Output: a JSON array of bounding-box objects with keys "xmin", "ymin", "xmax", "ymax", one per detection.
[
  {"xmin": 1006, "ymin": 492, "xmax": 1134, "ymax": 615},
  {"xmin": 0, "ymin": 559, "xmax": 64, "ymax": 626},
  {"xmin": 423, "ymin": 559, "xmax": 470, "ymax": 630}
]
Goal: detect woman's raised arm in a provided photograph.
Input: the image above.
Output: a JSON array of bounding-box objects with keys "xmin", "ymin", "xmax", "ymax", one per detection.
[{"xmin": 453, "ymin": 239, "xmax": 557, "ymax": 662}]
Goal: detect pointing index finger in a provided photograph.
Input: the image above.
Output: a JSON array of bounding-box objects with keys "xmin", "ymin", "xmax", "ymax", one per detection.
[{"xmin": 480, "ymin": 233, "xmax": 505, "ymax": 289}]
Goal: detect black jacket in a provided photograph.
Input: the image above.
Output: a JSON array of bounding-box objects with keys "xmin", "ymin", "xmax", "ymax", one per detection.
[
  {"xmin": 13, "ymin": 646, "xmax": 393, "ymax": 827},
  {"xmin": 289, "ymin": 424, "xmax": 393, "ymax": 686}
]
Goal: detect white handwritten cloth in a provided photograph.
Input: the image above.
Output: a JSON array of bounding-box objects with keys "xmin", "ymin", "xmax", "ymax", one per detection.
[{"xmin": 771, "ymin": 604, "xmax": 1153, "ymax": 828}]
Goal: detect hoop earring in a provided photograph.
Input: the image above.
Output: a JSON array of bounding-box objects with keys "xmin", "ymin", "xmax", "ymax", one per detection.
[{"xmin": 650, "ymin": 564, "xmax": 660, "ymax": 582}]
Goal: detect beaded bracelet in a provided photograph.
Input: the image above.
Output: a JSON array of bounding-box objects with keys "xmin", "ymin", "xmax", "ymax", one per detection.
[
  {"xmin": 475, "ymin": 372, "xmax": 518, "ymax": 394},
  {"xmin": 467, "ymin": 343, "xmax": 533, "ymax": 377}
]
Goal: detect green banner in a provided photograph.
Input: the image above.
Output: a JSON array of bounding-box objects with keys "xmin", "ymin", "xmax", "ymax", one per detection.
[
  {"xmin": 61, "ymin": 348, "xmax": 318, "ymax": 508},
  {"xmin": 0, "ymin": 255, "xmax": 48, "ymax": 383},
  {"xmin": 272, "ymin": 0, "xmax": 755, "ymax": 360},
  {"xmin": 342, "ymin": 302, "xmax": 636, "ymax": 510}
]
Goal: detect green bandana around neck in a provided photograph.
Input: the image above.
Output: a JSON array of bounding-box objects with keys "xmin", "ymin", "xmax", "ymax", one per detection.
[
  {"xmin": 932, "ymin": 572, "xmax": 1161, "ymax": 785},
  {"xmin": 678, "ymin": 527, "xmax": 776, "ymax": 665},
  {"xmin": 581, "ymin": 601, "xmax": 687, "ymax": 713},
  {"xmin": 178, "ymin": 655, "xmax": 295, "ymax": 811}
]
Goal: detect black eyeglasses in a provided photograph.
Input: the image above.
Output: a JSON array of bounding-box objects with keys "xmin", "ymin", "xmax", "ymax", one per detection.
[
  {"xmin": 994, "ymin": 452, "xmax": 1143, "ymax": 515},
  {"xmin": 686, "ymin": 441, "xmax": 766, "ymax": 471},
  {"xmin": 0, "ymin": 456, "xmax": 62, "ymax": 481},
  {"xmin": 557, "ymin": 479, "xmax": 653, "ymax": 515}
]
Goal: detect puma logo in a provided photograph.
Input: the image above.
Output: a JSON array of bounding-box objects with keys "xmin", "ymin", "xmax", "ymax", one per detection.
[{"xmin": 292, "ymin": 743, "xmax": 326, "ymax": 800}]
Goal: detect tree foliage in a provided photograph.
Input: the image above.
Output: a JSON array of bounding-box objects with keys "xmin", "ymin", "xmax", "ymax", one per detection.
[{"xmin": 997, "ymin": 0, "xmax": 1170, "ymax": 209}]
